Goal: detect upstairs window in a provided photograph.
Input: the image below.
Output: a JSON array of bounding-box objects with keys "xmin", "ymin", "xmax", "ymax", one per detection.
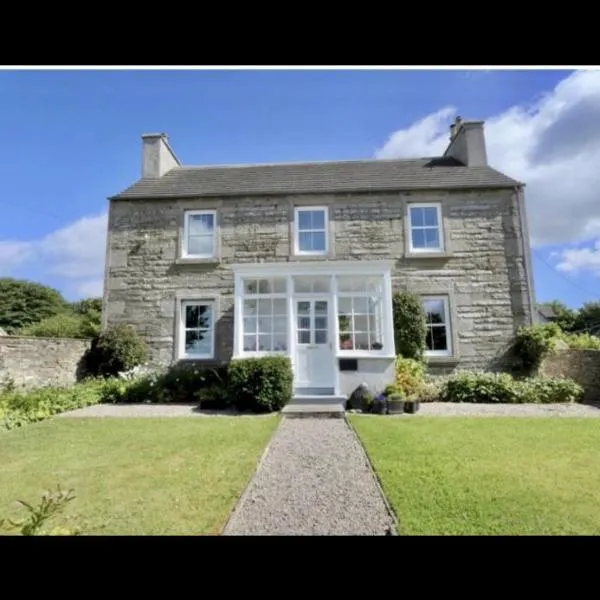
[
  {"xmin": 295, "ymin": 207, "xmax": 328, "ymax": 255},
  {"xmin": 408, "ymin": 203, "xmax": 443, "ymax": 253},
  {"xmin": 183, "ymin": 210, "xmax": 216, "ymax": 258}
]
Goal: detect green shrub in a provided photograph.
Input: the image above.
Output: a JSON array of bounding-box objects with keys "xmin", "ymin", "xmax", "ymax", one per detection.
[
  {"xmin": 18, "ymin": 313, "xmax": 98, "ymax": 339},
  {"xmin": 561, "ymin": 332, "xmax": 600, "ymax": 350},
  {"xmin": 227, "ymin": 356, "xmax": 293, "ymax": 413},
  {"xmin": 392, "ymin": 292, "xmax": 427, "ymax": 362},
  {"xmin": 439, "ymin": 370, "xmax": 584, "ymax": 404},
  {"xmin": 440, "ymin": 371, "xmax": 519, "ymax": 403},
  {"xmin": 85, "ymin": 324, "xmax": 149, "ymax": 377},
  {"xmin": 520, "ymin": 376, "xmax": 584, "ymax": 404},
  {"xmin": 0, "ymin": 379, "xmax": 103, "ymax": 431},
  {"xmin": 513, "ymin": 324, "xmax": 560, "ymax": 374},
  {"xmin": 395, "ymin": 356, "xmax": 426, "ymax": 400}
]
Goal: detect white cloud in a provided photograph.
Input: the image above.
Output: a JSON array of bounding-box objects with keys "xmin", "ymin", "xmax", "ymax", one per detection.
[
  {"xmin": 0, "ymin": 212, "xmax": 107, "ymax": 298},
  {"xmin": 555, "ymin": 241, "xmax": 600, "ymax": 276},
  {"xmin": 375, "ymin": 70, "xmax": 600, "ymax": 250}
]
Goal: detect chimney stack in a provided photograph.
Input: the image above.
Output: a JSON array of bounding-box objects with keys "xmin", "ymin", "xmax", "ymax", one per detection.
[
  {"xmin": 142, "ymin": 133, "xmax": 180, "ymax": 178},
  {"xmin": 443, "ymin": 116, "xmax": 487, "ymax": 166}
]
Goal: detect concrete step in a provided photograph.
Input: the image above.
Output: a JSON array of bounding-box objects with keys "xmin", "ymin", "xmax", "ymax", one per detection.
[{"xmin": 282, "ymin": 395, "xmax": 347, "ymax": 419}]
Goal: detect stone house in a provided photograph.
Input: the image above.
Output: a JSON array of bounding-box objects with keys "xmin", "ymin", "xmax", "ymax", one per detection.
[{"xmin": 103, "ymin": 117, "xmax": 536, "ymax": 397}]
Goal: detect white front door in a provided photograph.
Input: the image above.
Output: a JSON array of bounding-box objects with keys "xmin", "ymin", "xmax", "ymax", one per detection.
[{"xmin": 294, "ymin": 298, "xmax": 334, "ymax": 390}]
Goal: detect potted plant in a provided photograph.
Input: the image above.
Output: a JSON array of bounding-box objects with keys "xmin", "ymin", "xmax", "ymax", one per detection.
[
  {"xmin": 404, "ymin": 396, "xmax": 420, "ymax": 414},
  {"xmin": 387, "ymin": 392, "xmax": 405, "ymax": 415},
  {"xmin": 372, "ymin": 392, "xmax": 388, "ymax": 415}
]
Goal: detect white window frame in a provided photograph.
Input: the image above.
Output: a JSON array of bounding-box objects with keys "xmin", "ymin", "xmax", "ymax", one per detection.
[
  {"xmin": 240, "ymin": 277, "xmax": 289, "ymax": 357},
  {"xmin": 294, "ymin": 206, "xmax": 329, "ymax": 256},
  {"xmin": 179, "ymin": 300, "xmax": 215, "ymax": 360},
  {"xmin": 422, "ymin": 295, "xmax": 452, "ymax": 357},
  {"xmin": 182, "ymin": 210, "xmax": 217, "ymax": 259},
  {"xmin": 408, "ymin": 203, "xmax": 444, "ymax": 253}
]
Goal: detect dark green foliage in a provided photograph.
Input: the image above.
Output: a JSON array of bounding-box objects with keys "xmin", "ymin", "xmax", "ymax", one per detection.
[
  {"xmin": 392, "ymin": 291, "xmax": 427, "ymax": 361},
  {"xmin": 0, "ymin": 379, "xmax": 103, "ymax": 430},
  {"xmin": 439, "ymin": 371, "xmax": 583, "ymax": 404},
  {"xmin": 19, "ymin": 313, "xmax": 99, "ymax": 339},
  {"xmin": 573, "ymin": 301, "xmax": 600, "ymax": 336},
  {"xmin": 0, "ymin": 278, "xmax": 68, "ymax": 333},
  {"xmin": 227, "ymin": 356, "xmax": 293, "ymax": 413},
  {"xmin": 538, "ymin": 300, "xmax": 577, "ymax": 332},
  {"xmin": 513, "ymin": 324, "xmax": 560, "ymax": 374},
  {"xmin": 84, "ymin": 324, "xmax": 149, "ymax": 377}
]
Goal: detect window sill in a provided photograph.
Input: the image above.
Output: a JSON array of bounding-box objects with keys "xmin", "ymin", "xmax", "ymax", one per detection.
[
  {"xmin": 404, "ymin": 251, "xmax": 453, "ymax": 259},
  {"xmin": 178, "ymin": 355, "xmax": 216, "ymax": 361},
  {"xmin": 175, "ymin": 257, "xmax": 220, "ymax": 265},
  {"xmin": 336, "ymin": 352, "xmax": 396, "ymax": 360},
  {"xmin": 425, "ymin": 354, "xmax": 460, "ymax": 364}
]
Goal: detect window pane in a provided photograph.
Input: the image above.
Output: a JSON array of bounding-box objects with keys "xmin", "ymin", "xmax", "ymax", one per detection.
[
  {"xmin": 339, "ymin": 313, "xmax": 351, "ymax": 334},
  {"xmin": 355, "ymin": 333, "xmax": 369, "ymax": 350},
  {"xmin": 298, "ymin": 330, "xmax": 310, "ymax": 344},
  {"xmin": 311, "ymin": 232, "xmax": 326, "ymax": 252},
  {"xmin": 410, "ymin": 206, "xmax": 424, "ymax": 227},
  {"xmin": 294, "ymin": 277, "xmax": 312, "ymax": 293},
  {"xmin": 353, "ymin": 297, "xmax": 368, "ymax": 313},
  {"xmin": 258, "ymin": 279, "xmax": 272, "ymax": 294},
  {"xmin": 273, "ymin": 299, "xmax": 287, "ymax": 316},
  {"xmin": 243, "ymin": 279, "xmax": 258, "ymax": 294},
  {"xmin": 243, "ymin": 299, "xmax": 257, "ymax": 316},
  {"xmin": 298, "ymin": 231, "xmax": 312, "ymax": 252},
  {"xmin": 315, "ymin": 330, "xmax": 327, "ymax": 344},
  {"xmin": 315, "ymin": 301, "xmax": 328, "ymax": 314},
  {"xmin": 339, "ymin": 333, "xmax": 353, "ymax": 350},
  {"xmin": 338, "ymin": 298, "xmax": 352, "ymax": 313},
  {"xmin": 258, "ymin": 334, "xmax": 272, "ymax": 351},
  {"xmin": 298, "ymin": 210, "xmax": 312, "ymax": 230},
  {"xmin": 188, "ymin": 213, "xmax": 214, "ymax": 234},
  {"xmin": 428, "ymin": 325, "xmax": 448, "ymax": 352},
  {"xmin": 297, "ymin": 301, "xmax": 310, "ymax": 315},
  {"xmin": 243, "ymin": 317, "xmax": 257, "ymax": 334},
  {"xmin": 423, "ymin": 207, "xmax": 439, "ymax": 227},
  {"xmin": 185, "ymin": 304, "xmax": 212, "ymax": 329},
  {"xmin": 311, "ymin": 210, "xmax": 325, "ymax": 230},
  {"xmin": 424, "ymin": 228, "xmax": 440, "ymax": 249},
  {"xmin": 353, "ymin": 315, "xmax": 369, "ymax": 332},
  {"xmin": 313, "ymin": 276, "xmax": 330, "ymax": 293},
  {"xmin": 243, "ymin": 335, "xmax": 257, "ymax": 352},
  {"xmin": 424, "ymin": 299, "xmax": 446, "ymax": 324},
  {"xmin": 273, "ymin": 332, "xmax": 287, "ymax": 352},
  {"xmin": 411, "ymin": 228, "xmax": 426, "ymax": 249},
  {"xmin": 185, "ymin": 330, "xmax": 212, "ymax": 355},
  {"xmin": 337, "ymin": 277, "xmax": 354, "ymax": 292},
  {"xmin": 273, "ymin": 317, "xmax": 287, "ymax": 333},
  {"xmin": 187, "ymin": 235, "xmax": 213, "ymax": 256},
  {"xmin": 315, "ymin": 316, "xmax": 327, "ymax": 330},
  {"xmin": 258, "ymin": 298, "xmax": 272, "ymax": 315},
  {"xmin": 298, "ymin": 316, "xmax": 310, "ymax": 330},
  {"xmin": 273, "ymin": 278, "xmax": 286, "ymax": 293},
  {"xmin": 258, "ymin": 317, "xmax": 272, "ymax": 335}
]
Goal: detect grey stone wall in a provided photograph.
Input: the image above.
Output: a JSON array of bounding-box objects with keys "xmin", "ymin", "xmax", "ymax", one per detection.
[
  {"xmin": 540, "ymin": 349, "xmax": 600, "ymax": 404},
  {"xmin": 0, "ymin": 337, "xmax": 91, "ymax": 389},
  {"xmin": 104, "ymin": 188, "xmax": 533, "ymax": 372}
]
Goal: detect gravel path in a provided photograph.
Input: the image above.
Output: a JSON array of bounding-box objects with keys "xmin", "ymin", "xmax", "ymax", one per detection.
[
  {"xmin": 224, "ymin": 418, "xmax": 396, "ymax": 536},
  {"xmin": 405, "ymin": 402, "xmax": 600, "ymax": 417},
  {"xmin": 57, "ymin": 404, "xmax": 268, "ymax": 418}
]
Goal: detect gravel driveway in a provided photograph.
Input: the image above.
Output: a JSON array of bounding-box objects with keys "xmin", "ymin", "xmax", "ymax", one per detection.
[{"xmin": 224, "ymin": 418, "xmax": 396, "ymax": 536}]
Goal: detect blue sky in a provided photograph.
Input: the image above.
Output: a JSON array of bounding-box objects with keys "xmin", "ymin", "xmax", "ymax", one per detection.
[{"xmin": 1, "ymin": 68, "xmax": 599, "ymax": 308}]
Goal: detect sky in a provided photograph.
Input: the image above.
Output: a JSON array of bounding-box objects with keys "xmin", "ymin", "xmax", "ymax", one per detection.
[{"xmin": 0, "ymin": 67, "xmax": 599, "ymax": 308}]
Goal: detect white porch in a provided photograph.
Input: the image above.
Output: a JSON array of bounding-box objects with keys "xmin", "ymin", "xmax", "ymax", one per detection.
[{"xmin": 231, "ymin": 260, "xmax": 396, "ymax": 398}]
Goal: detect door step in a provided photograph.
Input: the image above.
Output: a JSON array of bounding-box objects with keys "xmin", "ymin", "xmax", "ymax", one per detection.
[{"xmin": 282, "ymin": 395, "xmax": 347, "ymax": 419}]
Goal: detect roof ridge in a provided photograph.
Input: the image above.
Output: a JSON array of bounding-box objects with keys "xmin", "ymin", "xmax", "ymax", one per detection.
[{"xmin": 175, "ymin": 156, "xmax": 437, "ymax": 171}]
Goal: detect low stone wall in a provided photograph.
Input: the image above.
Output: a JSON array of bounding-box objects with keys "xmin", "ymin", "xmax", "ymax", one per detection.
[
  {"xmin": 0, "ymin": 337, "xmax": 91, "ymax": 389},
  {"xmin": 540, "ymin": 349, "xmax": 600, "ymax": 404}
]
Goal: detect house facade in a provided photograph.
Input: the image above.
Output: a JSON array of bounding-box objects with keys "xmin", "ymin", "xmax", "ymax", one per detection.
[{"xmin": 103, "ymin": 117, "xmax": 536, "ymax": 396}]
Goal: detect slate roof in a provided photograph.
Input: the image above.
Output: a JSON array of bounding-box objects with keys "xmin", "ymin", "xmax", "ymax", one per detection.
[{"xmin": 110, "ymin": 156, "xmax": 522, "ymax": 200}]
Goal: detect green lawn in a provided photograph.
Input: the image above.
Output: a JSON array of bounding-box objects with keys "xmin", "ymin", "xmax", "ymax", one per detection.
[
  {"xmin": 350, "ymin": 416, "xmax": 600, "ymax": 535},
  {"xmin": 0, "ymin": 416, "xmax": 278, "ymax": 535}
]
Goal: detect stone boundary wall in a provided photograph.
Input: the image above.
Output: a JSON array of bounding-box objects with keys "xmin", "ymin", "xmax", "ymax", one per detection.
[
  {"xmin": 0, "ymin": 336, "xmax": 91, "ymax": 389},
  {"xmin": 540, "ymin": 349, "xmax": 600, "ymax": 404}
]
